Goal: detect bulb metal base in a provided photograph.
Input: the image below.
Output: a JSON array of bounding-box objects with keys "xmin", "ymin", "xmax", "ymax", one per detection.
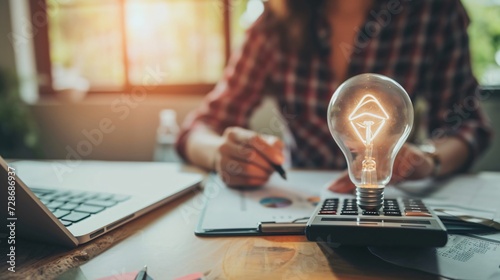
[{"xmin": 356, "ymin": 187, "xmax": 384, "ymax": 210}]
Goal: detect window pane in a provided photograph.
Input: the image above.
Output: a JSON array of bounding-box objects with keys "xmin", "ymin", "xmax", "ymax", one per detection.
[
  {"xmin": 462, "ymin": 0, "xmax": 500, "ymax": 86},
  {"xmin": 48, "ymin": 0, "xmax": 125, "ymax": 88},
  {"xmin": 126, "ymin": 0, "xmax": 225, "ymax": 85}
]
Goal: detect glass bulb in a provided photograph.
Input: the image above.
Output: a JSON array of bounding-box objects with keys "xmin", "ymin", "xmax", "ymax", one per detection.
[{"xmin": 327, "ymin": 73, "xmax": 414, "ymax": 210}]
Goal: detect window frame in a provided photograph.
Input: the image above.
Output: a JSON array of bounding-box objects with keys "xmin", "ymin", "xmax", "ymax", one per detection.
[
  {"xmin": 30, "ymin": 0, "xmax": 500, "ymax": 96},
  {"xmin": 30, "ymin": 0, "xmax": 232, "ymax": 96}
]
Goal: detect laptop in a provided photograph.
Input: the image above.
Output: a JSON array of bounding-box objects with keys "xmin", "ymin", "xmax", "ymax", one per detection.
[{"xmin": 0, "ymin": 156, "xmax": 202, "ymax": 247}]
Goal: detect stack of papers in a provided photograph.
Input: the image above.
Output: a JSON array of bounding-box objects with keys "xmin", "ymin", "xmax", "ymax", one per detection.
[
  {"xmin": 373, "ymin": 172, "xmax": 500, "ymax": 279},
  {"xmin": 370, "ymin": 234, "xmax": 500, "ymax": 280}
]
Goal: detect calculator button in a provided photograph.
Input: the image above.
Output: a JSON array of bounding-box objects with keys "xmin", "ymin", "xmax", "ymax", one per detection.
[
  {"xmin": 384, "ymin": 205, "xmax": 398, "ymax": 209},
  {"xmin": 405, "ymin": 211, "xmax": 432, "ymax": 217},
  {"xmin": 402, "ymin": 199, "xmax": 423, "ymax": 203},
  {"xmin": 384, "ymin": 211, "xmax": 402, "ymax": 216},
  {"xmin": 324, "ymin": 202, "xmax": 338, "ymax": 206},
  {"xmin": 341, "ymin": 211, "xmax": 358, "ymax": 215},
  {"xmin": 322, "ymin": 205, "xmax": 337, "ymax": 208},
  {"xmin": 403, "ymin": 202, "xmax": 425, "ymax": 207},
  {"xmin": 362, "ymin": 211, "xmax": 379, "ymax": 216},
  {"xmin": 405, "ymin": 207, "xmax": 428, "ymax": 212},
  {"xmin": 404, "ymin": 207, "xmax": 429, "ymax": 212},
  {"xmin": 384, "ymin": 204, "xmax": 397, "ymax": 207},
  {"xmin": 404, "ymin": 203, "xmax": 425, "ymax": 207},
  {"xmin": 319, "ymin": 211, "xmax": 337, "ymax": 215}
]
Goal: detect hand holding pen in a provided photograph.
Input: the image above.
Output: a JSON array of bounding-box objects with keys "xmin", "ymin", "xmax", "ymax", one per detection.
[{"xmin": 215, "ymin": 127, "xmax": 286, "ymax": 187}]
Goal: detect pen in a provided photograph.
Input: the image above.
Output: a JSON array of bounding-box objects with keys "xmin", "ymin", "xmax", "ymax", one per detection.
[
  {"xmin": 271, "ymin": 162, "xmax": 287, "ymax": 180},
  {"xmin": 434, "ymin": 209, "xmax": 500, "ymax": 230},
  {"xmin": 135, "ymin": 265, "xmax": 148, "ymax": 280},
  {"xmin": 253, "ymin": 135, "xmax": 287, "ymax": 180}
]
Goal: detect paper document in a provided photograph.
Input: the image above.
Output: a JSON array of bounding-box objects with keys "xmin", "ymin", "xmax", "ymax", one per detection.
[
  {"xmin": 370, "ymin": 234, "xmax": 500, "ymax": 280},
  {"xmin": 370, "ymin": 172, "xmax": 500, "ymax": 279},
  {"xmin": 421, "ymin": 173, "xmax": 500, "ymax": 223},
  {"xmin": 385, "ymin": 173, "xmax": 500, "ymax": 233},
  {"xmin": 385, "ymin": 173, "xmax": 500, "ymax": 222},
  {"xmin": 196, "ymin": 170, "xmax": 340, "ymax": 234}
]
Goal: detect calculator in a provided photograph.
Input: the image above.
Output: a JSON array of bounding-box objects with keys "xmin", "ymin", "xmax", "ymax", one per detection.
[{"xmin": 305, "ymin": 198, "xmax": 448, "ymax": 247}]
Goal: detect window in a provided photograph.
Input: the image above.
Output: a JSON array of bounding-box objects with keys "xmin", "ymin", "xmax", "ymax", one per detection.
[
  {"xmin": 32, "ymin": 0, "xmax": 498, "ymax": 95},
  {"xmin": 31, "ymin": 0, "xmax": 264, "ymax": 94},
  {"xmin": 462, "ymin": 0, "xmax": 500, "ymax": 89}
]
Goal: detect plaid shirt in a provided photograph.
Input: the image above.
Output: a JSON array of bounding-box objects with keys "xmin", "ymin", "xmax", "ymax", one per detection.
[{"xmin": 177, "ymin": 0, "xmax": 492, "ymax": 169}]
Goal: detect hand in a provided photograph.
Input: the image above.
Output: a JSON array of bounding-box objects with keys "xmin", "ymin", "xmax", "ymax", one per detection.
[
  {"xmin": 328, "ymin": 143, "xmax": 435, "ymax": 193},
  {"xmin": 215, "ymin": 127, "xmax": 284, "ymax": 187}
]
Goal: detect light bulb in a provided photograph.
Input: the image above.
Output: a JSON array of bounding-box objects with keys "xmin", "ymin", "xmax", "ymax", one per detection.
[{"xmin": 328, "ymin": 73, "xmax": 414, "ymax": 210}]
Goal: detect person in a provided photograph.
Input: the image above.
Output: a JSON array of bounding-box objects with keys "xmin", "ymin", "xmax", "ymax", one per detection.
[{"xmin": 176, "ymin": 0, "xmax": 492, "ymax": 192}]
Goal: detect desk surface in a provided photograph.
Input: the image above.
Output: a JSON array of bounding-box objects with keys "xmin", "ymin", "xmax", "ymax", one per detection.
[{"xmin": 1, "ymin": 185, "xmax": 440, "ymax": 280}]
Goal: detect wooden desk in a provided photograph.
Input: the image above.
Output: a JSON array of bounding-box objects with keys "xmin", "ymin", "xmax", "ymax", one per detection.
[{"xmin": 1, "ymin": 185, "xmax": 439, "ymax": 280}]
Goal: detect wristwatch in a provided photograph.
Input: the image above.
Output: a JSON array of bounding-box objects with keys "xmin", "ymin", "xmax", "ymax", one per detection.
[{"xmin": 418, "ymin": 141, "xmax": 441, "ymax": 178}]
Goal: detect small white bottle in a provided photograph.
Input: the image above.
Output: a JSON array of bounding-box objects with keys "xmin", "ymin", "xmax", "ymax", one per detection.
[{"xmin": 154, "ymin": 109, "xmax": 181, "ymax": 162}]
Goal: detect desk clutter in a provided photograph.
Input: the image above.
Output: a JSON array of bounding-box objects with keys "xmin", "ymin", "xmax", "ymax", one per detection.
[
  {"xmin": 194, "ymin": 171, "xmax": 500, "ymax": 279},
  {"xmin": 15, "ymin": 170, "xmax": 500, "ymax": 279}
]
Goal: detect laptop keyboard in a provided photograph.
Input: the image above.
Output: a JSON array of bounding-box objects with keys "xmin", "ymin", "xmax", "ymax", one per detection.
[{"xmin": 30, "ymin": 188, "xmax": 130, "ymax": 227}]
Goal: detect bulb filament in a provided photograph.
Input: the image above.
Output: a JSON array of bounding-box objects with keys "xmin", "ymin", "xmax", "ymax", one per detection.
[
  {"xmin": 349, "ymin": 95, "xmax": 389, "ymax": 187},
  {"xmin": 361, "ymin": 122, "xmax": 377, "ymax": 186}
]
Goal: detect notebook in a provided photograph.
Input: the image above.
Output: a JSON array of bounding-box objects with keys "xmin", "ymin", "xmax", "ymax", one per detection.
[{"xmin": 0, "ymin": 156, "xmax": 202, "ymax": 247}]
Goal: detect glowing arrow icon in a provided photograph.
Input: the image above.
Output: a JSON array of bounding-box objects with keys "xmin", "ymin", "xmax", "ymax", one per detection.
[{"xmin": 348, "ymin": 94, "xmax": 389, "ymax": 145}]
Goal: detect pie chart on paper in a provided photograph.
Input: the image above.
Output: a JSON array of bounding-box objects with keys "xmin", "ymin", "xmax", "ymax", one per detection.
[{"xmin": 259, "ymin": 197, "xmax": 293, "ymax": 208}]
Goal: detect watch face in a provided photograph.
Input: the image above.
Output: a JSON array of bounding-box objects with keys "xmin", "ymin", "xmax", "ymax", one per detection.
[{"xmin": 419, "ymin": 142, "xmax": 437, "ymax": 155}]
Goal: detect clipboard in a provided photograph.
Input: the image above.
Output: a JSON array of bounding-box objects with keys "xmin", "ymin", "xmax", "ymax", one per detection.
[
  {"xmin": 195, "ymin": 212, "xmax": 309, "ymax": 236},
  {"xmin": 194, "ymin": 171, "xmax": 339, "ymax": 236}
]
